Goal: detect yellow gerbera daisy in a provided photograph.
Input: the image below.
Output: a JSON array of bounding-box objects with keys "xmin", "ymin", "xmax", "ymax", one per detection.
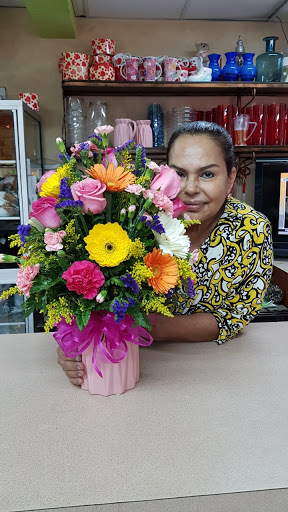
[
  {"xmin": 40, "ymin": 166, "xmax": 68, "ymax": 198},
  {"xmin": 84, "ymin": 223, "xmax": 131, "ymax": 267},
  {"xmin": 87, "ymin": 163, "xmax": 135, "ymax": 192}
]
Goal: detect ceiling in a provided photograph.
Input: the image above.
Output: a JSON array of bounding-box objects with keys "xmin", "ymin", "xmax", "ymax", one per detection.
[{"xmin": 1, "ymin": 0, "xmax": 288, "ymax": 21}]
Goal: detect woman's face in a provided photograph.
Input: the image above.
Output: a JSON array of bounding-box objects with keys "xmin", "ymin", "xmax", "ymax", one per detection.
[{"xmin": 168, "ymin": 134, "xmax": 237, "ymax": 224}]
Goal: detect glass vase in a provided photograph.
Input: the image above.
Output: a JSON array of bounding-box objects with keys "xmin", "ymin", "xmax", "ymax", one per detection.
[
  {"xmin": 239, "ymin": 53, "xmax": 256, "ymax": 82},
  {"xmin": 222, "ymin": 52, "xmax": 240, "ymax": 82},
  {"xmin": 208, "ymin": 53, "xmax": 222, "ymax": 82}
]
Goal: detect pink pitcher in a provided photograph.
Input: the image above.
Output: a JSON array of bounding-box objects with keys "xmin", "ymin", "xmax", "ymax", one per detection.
[
  {"xmin": 114, "ymin": 118, "xmax": 137, "ymax": 147},
  {"xmin": 135, "ymin": 120, "xmax": 153, "ymax": 147}
]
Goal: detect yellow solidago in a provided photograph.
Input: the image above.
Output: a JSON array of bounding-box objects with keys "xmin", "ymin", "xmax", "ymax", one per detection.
[
  {"xmin": 142, "ymin": 293, "xmax": 174, "ymax": 317},
  {"xmin": 131, "ymin": 261, "xmax": 153, "ymax": 286},
  {"xmin": 44, "ymin": 297, "xmax": 73, "ymax": 333},
  {"xmin": 182, "ymin": 218, "xmax": 201, "ymax": 229},
  {"xmin": 122, "ymin": 150, "xmax": 134, "ymax": 173},
  {"xmin": 134, "ymin": 176, "xmax": 147, "ymax": 186},
  {"xmin": 40, "ymin": 163, "xmax": 74, "ymax": 198},
  {"xmin": 63, "ymin": 219, "xmax": 80, "ymax": 250},
  {"xmin": 129, "ymin": 238, "xmax": 145, "ymax": 259},
  {"xmin": 176, "ymin": 258, "xmax": 196, "ymax": 281},
  {"xmin": 21, "ymin": 251, "xmax": 46, "ymax": 268},
  {"xmin": 8, "ymin": 233, "xmax": 22, "ymax": 248},
  {"xmin": 0, "ymin": 286, "xmax": 20, "ymax": 302}
]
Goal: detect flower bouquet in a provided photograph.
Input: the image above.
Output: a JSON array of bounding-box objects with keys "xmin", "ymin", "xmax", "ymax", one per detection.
[{"xmin": 0, "ymin": 125, "xmax": 198, "ymax": 395}]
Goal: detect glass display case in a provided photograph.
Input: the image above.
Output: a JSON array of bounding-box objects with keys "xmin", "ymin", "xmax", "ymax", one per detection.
[{"xmin": 0, "ymin": 100, "xmax": 43, "ymax": 333}]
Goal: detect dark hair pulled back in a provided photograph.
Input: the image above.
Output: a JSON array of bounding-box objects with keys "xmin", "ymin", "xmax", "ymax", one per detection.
[{"xmin": 167, "ymin": 121, "xmax": 235, "ymax": 176}]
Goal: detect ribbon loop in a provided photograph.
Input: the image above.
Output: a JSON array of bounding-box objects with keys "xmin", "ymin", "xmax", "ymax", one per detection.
[{"xmin": 53, "ymin": 311, "xmax": 153, "ymax": 378}]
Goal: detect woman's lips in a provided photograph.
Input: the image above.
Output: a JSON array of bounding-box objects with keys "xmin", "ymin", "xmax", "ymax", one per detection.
[{"xmin": 185, "ymin": 203, "xmax": 205, "ymax": 212}]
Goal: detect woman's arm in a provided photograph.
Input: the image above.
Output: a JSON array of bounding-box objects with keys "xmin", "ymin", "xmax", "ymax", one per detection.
[{"xmin": 151, "ymin": 312, "xmax": 219, "ymax": 342}]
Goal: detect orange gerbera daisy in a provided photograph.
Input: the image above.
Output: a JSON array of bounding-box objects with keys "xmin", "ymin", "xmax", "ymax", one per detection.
[
  {"xmin": 144, "ymin": 248, "xmax": 179, "ymax": 294},
  {"xmin": 87, "ymin": 163, "xmax": 135, "ymax": 192}
]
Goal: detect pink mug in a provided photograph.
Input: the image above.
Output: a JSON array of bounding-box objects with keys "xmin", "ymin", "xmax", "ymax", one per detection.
[
  {"xmin": 141, "ymin": 57, "xmax": 162, "ymax": 82},
  {"xmin": 163, "ymin": 57, "xmax": 181, "ymax": 82},
  {"xmin": 120, "ymin": 57, "xmax": 139, "ymax": 81},
  {"xmin": 115, "ymin": 64, "xmax": 125, "ymax": 81}
]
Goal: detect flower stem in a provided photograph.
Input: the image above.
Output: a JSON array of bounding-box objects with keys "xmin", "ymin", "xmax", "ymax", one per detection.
[
  {"xmin": 79, "ymin": 213, "xmax": 89, "ymax": 236},
  {"xmin": 105, "ymin": 192, "xmax": 112, "ymax": 223}
]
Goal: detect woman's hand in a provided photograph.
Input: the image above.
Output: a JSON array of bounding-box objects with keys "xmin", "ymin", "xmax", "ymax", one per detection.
[{"xmin": 56, "ymin": 347, "xmax": 85, "ymax": 386}]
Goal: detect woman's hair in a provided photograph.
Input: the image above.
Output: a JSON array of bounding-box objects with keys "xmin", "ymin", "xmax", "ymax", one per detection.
[{"xmin": 167, "ymin": 121, "xmax": 235, "ymax": 176}]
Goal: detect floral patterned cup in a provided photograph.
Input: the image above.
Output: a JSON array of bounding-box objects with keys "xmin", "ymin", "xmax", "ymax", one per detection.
[
  {"xmin": 141, "ymin": 57, "xmax": 162, "ymax": 82},
  {"xmin": 120, "ymin": 57, "xmax": 139, "ymax": 81},
  {"xmin": 163, "ymin": 57, "xmax": 181, "ymax": 82}
]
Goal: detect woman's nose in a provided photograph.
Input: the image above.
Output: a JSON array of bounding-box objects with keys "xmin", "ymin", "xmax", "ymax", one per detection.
[{"xmin": 185, "ymin": 177, "xmax": 199, "ymax": 195}]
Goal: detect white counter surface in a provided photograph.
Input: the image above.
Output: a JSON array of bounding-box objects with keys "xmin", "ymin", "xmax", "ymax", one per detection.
[{"xmin": 1, "ymin": 323, "xmax": 288, "ymax": 512}]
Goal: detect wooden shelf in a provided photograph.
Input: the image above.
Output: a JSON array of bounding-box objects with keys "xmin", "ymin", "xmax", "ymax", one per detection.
[
  {"xmin": 133, "ymin": 146, "xmax": 288, "ymax": 159},
  {"xmin": 62, "ymin": 81, "xmax": 288, "ymax": 97}
]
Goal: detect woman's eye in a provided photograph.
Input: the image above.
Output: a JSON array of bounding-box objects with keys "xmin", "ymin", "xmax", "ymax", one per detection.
[
  {"xmin": 176, "ymin": 171, "xmax": 185, "ymax": 178},
  {"xmin": 201, "ymin": 171, "xmax": 214, "ymax": 179}
]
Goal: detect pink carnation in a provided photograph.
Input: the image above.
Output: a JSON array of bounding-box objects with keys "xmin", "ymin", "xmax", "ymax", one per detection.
[
  {"xmin": 16, "ymin": 264, "xmax": 40, "ymax": 298},
  {"xmin": 94, "ymin": 125, "xmax": 114, "ymax": 135},
  {"xmin": 70, "ymin": 143, "xmax": 81, "ymax": 157},
  {"xmin": 62, "ymin": 261, "xmax": 105, "ymax": 300},
  {"xmin": 44, "ymin": 230, "xmax": 66, "ymax": 251},
  {"xmin": 125, "ymin": 184, "xmax": 144, "ymax": 195},
  {"xmin": 152, "ymin": 190, "xmax": 173, "ymax": 216},
  {"xmin": 189, "ymin": 249, "xmax": 199, "ymax": 267},
  {"xmin": 142, "ymin": 189, "xmax": 154, "ymax": 201}
]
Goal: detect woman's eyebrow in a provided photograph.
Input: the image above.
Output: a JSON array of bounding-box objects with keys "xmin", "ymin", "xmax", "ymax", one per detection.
[{"xmin": 170, "ymin": 163, "xmax": 220, "ymax": 172}]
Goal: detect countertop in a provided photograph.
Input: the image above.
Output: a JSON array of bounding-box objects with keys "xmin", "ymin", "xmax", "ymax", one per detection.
[{"xmin": 1, "ymin": 323, "xmax": 288, "ymax": 512}]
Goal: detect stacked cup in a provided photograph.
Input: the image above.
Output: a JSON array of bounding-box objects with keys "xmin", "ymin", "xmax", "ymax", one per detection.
[
  {"xmin": 90, "ymin": 38, "xmax": 116, "ymax": 81},
  {"xmin": 60, "ymin": 52, "xmax": 90, "ymax": 80}
]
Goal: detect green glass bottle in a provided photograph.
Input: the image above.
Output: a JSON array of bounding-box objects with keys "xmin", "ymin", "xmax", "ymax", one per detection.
[{"xmin": 256, "ymin": 36, "xmax": 283, "ymax": 82}]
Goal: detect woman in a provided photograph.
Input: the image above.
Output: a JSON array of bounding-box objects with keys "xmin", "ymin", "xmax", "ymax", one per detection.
[{"xmin": 57, "ymin": 121, "xmax": 273, "ymax": 385}]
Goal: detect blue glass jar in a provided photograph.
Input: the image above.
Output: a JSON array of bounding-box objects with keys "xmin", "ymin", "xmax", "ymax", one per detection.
[
  {"xmin": 239, "ymin": 53, "xmax": 256, "ymax": 82},
  {"xmin": 147, "ymin": 103, "xmax": 164, "ymax": 147},
  {"xmin": 222, "ymin": 52, "xmax": 240, "ymax": 81},
  {"xmin": 208, "ymin": 53, "xmax": 222, "ymax": 81}
]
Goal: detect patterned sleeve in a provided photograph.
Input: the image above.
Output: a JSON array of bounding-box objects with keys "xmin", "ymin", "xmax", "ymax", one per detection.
[{"xmin": 212, "ymin": 219, "xmax": 273, "ymax": 344}]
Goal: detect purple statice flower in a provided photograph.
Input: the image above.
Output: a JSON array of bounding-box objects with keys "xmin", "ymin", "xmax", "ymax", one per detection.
[
  {"xmin": 88, "ymin": 134, "xmax": 102, "ymax": 142},
  {"xmin": 166, "ymin": 288, "xmax": 175, "ymax": 299},
  {"xmin": 141, "ymin": 214, "xmax": 165, "ymax": 235},
  {"xmin": 187, "ymin": 277, "xmax": 196, "ymax": 298},
  {"xmin": 58, "ymin": 153, "xmax": 71, "ymax": 162},
  {"xmin": 78, "ymin": 142, "xmax": 90, "ymax": 151},
  {"xmin": 17, "ymin": 224, "xmax": 31, "ymax": 245},
  {"xmin": 55, "ymin": 200, "xmax": 83, "ymax": 209},
  {"xmin": 114, "ymin": 138, "xmax": 135, "ymax": 152},
  {"xmin": 128, "ymin": 297, "xmax": 136, "ymax": 307},
  {"xmin": 111, "ymin": 300, "xmax": 130, "ymax": 323},
  {"xmin": 120, "ymin": 273, "xmax": 140, "ymax": 294},
  {"xmin": 59, "ymin": 177, "xmax": 73, "ymax": 199}
]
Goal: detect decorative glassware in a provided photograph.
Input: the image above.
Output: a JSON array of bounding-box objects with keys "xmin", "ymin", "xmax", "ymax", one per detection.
[
  {"xmin": 235, "ymin": 35, "xmax": 245, "ymax": 67},
  {"xmin": 256, "ymin": 37, "xmax": 283, "ymax": 82},
  {"xmin": 239, "ymin": 53, "xmax": 256, "ymax": 82},
  {"xmin": 208, "ymin": 54, "xmax": 222, "ymax": 81},
  {"xmin": 147, "ymin": 103, "xmax": 164, "ymax": 147},
  {"xmin": 222, "ymin": 52, "xmax": 240, "ymax": 82}
]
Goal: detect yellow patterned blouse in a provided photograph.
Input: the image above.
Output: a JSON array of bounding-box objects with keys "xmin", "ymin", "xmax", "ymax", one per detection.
[{"xmin": 172, "ymin": 197, "xmax": 273, "ymax": 343}]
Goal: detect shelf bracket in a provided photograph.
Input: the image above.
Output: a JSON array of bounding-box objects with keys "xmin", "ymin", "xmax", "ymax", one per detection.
[{"xmin": 242, "ymin": 87, "xmax": 257, "ymax": 111}]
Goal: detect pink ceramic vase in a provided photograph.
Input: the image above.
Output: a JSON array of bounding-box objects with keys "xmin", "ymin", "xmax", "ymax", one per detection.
[
  {"xmin": 135, "ymin": 120, "xmax": 153, "ymax": 147},
  {"xmin": 81, "ymin": 339, "xmax": 140, "ymax": 396}
]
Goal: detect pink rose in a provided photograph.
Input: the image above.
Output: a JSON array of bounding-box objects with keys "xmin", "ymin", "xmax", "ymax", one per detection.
[
  {"xmin": 16, "ymin": 264, "xmax": 40, "ymax": 297},
  {"xmin": 36, "ymin": 170, "xmax": 55, "ymax": 194},
  {"xmin": 173, "ymin": 197, "xmax": 188, "ymax": 218},
  {"xmin": 62, "ymin": 261, "xmax": 105, "ymax": 300},
  {"xmin": 30, "ymin": 197, "xmax": 61, "ymax": 229},
  {"xmin": 71, "ymin": 178, "xmax": 106, "ymax": 214},
  {"xmin": 150, "ymin": 165, "xmax": 181, "ymax": 199},
  {"xmin": 44, "ymin": 230, "xmax": 66, "ymax": 251}
]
